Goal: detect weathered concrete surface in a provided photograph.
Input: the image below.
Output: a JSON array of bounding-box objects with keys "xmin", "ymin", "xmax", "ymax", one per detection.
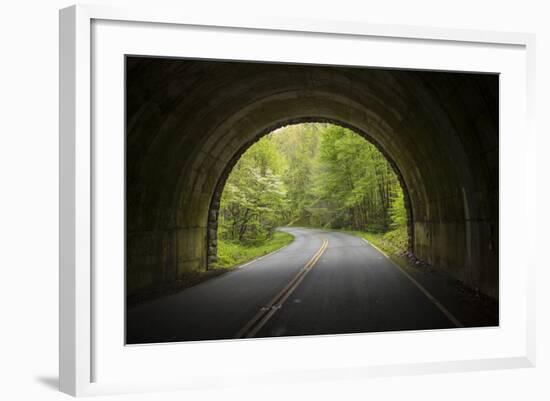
[{"xmin": 126, "ymin": 57, "xmax": 498, "ymax": 298}]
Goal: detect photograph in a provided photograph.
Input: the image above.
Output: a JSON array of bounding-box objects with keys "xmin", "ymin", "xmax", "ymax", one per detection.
[
  {"xmin": 1, "ymin": 0, "xmax": 546, "ymax": 399},
  {"xmin": 125, "ymin": 57, "xmax": 499, "ymax": 344}
]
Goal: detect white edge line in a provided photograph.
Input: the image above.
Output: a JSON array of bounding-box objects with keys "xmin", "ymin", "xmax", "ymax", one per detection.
[{"xmin": 361, "ymin": 238, "xmax": 464, "ymax": 328}]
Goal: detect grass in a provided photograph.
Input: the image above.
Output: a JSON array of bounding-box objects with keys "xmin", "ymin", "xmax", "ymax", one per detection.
[{"xmin": 214, "ymin": 231, "xmax": 295, "ymax": 268}]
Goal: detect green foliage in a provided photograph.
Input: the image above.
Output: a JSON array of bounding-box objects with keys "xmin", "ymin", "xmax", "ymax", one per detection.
[
  {"xmin": 214, "ymin": 231, "xmax": 294, "ymax": 268},
  {"xmin": 218, "ymin": 122, "xmax": 408, "ymax": 256},
  {"xmin": 389, "ymin": 189, "xmax": 407, "ymax": 229},
  {"xmin": 314, "ymin": 124, "xmax": 404, "ymax": 232},
  {"xmin": 219, "ymin": 136, "xmax": 288, "ymax": 244},
  {"xmin": 382, "ymin": 226, "xmax": 409, "ymax": 253},
  {"xmin": 270, "ymin": 124, "xmax": 321, "ymax": 226}
]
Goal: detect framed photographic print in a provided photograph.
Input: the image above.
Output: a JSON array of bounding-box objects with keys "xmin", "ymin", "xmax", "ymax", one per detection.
[{"xmin": 59, "ymin": 4, "xmax": 536, "ymax": 396}]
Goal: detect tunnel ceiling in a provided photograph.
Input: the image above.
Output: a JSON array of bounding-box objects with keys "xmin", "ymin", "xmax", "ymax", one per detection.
[{"xmin": 125, "ymin": 57, "xmax": 499, "ymax": 298}]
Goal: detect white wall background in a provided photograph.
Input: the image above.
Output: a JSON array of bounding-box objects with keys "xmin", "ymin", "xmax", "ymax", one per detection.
[{"xmin": 0, "ymin": 0, "xmax": 547, "ymax": 399}]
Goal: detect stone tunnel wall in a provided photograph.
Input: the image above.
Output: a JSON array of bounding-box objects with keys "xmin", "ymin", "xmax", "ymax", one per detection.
[{"xmin": 125, "ymin": 57, "xmax": 499, "ymax": 298}]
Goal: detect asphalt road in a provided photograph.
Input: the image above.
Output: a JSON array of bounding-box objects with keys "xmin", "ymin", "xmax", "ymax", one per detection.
[{"xmin": 127, "ymin": 228, "xmax": 458, "ymax": 344}]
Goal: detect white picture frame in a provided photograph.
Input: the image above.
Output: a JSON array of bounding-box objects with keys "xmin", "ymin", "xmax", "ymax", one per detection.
[{"xmin": 59, "ymin": 4, "xmax": 536, "ymax": 397}]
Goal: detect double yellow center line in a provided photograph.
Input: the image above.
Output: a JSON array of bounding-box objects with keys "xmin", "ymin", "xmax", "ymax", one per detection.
[{"xmin": 234, "ymin": 239, "xmax": 329, "ymax": 339}]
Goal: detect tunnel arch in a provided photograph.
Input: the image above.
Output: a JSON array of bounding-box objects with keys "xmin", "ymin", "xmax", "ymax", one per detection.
[
  {"xmin": 206, "ymin": 118, "xmax": 415, "ymax": 267},
  {"xmin": 126, "ymin": 57, "xmax": 499, "ymax": 298}
]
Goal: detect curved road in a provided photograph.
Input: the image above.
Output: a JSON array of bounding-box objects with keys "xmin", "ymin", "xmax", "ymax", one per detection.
[{"xmin": 127, "ymin": 228, "xmax": 457, "ymax": 344}]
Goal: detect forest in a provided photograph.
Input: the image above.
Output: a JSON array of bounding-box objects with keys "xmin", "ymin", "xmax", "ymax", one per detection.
[{"xmin": 215, "ymin": 123, "xmax": 408, "ymax": 267}]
